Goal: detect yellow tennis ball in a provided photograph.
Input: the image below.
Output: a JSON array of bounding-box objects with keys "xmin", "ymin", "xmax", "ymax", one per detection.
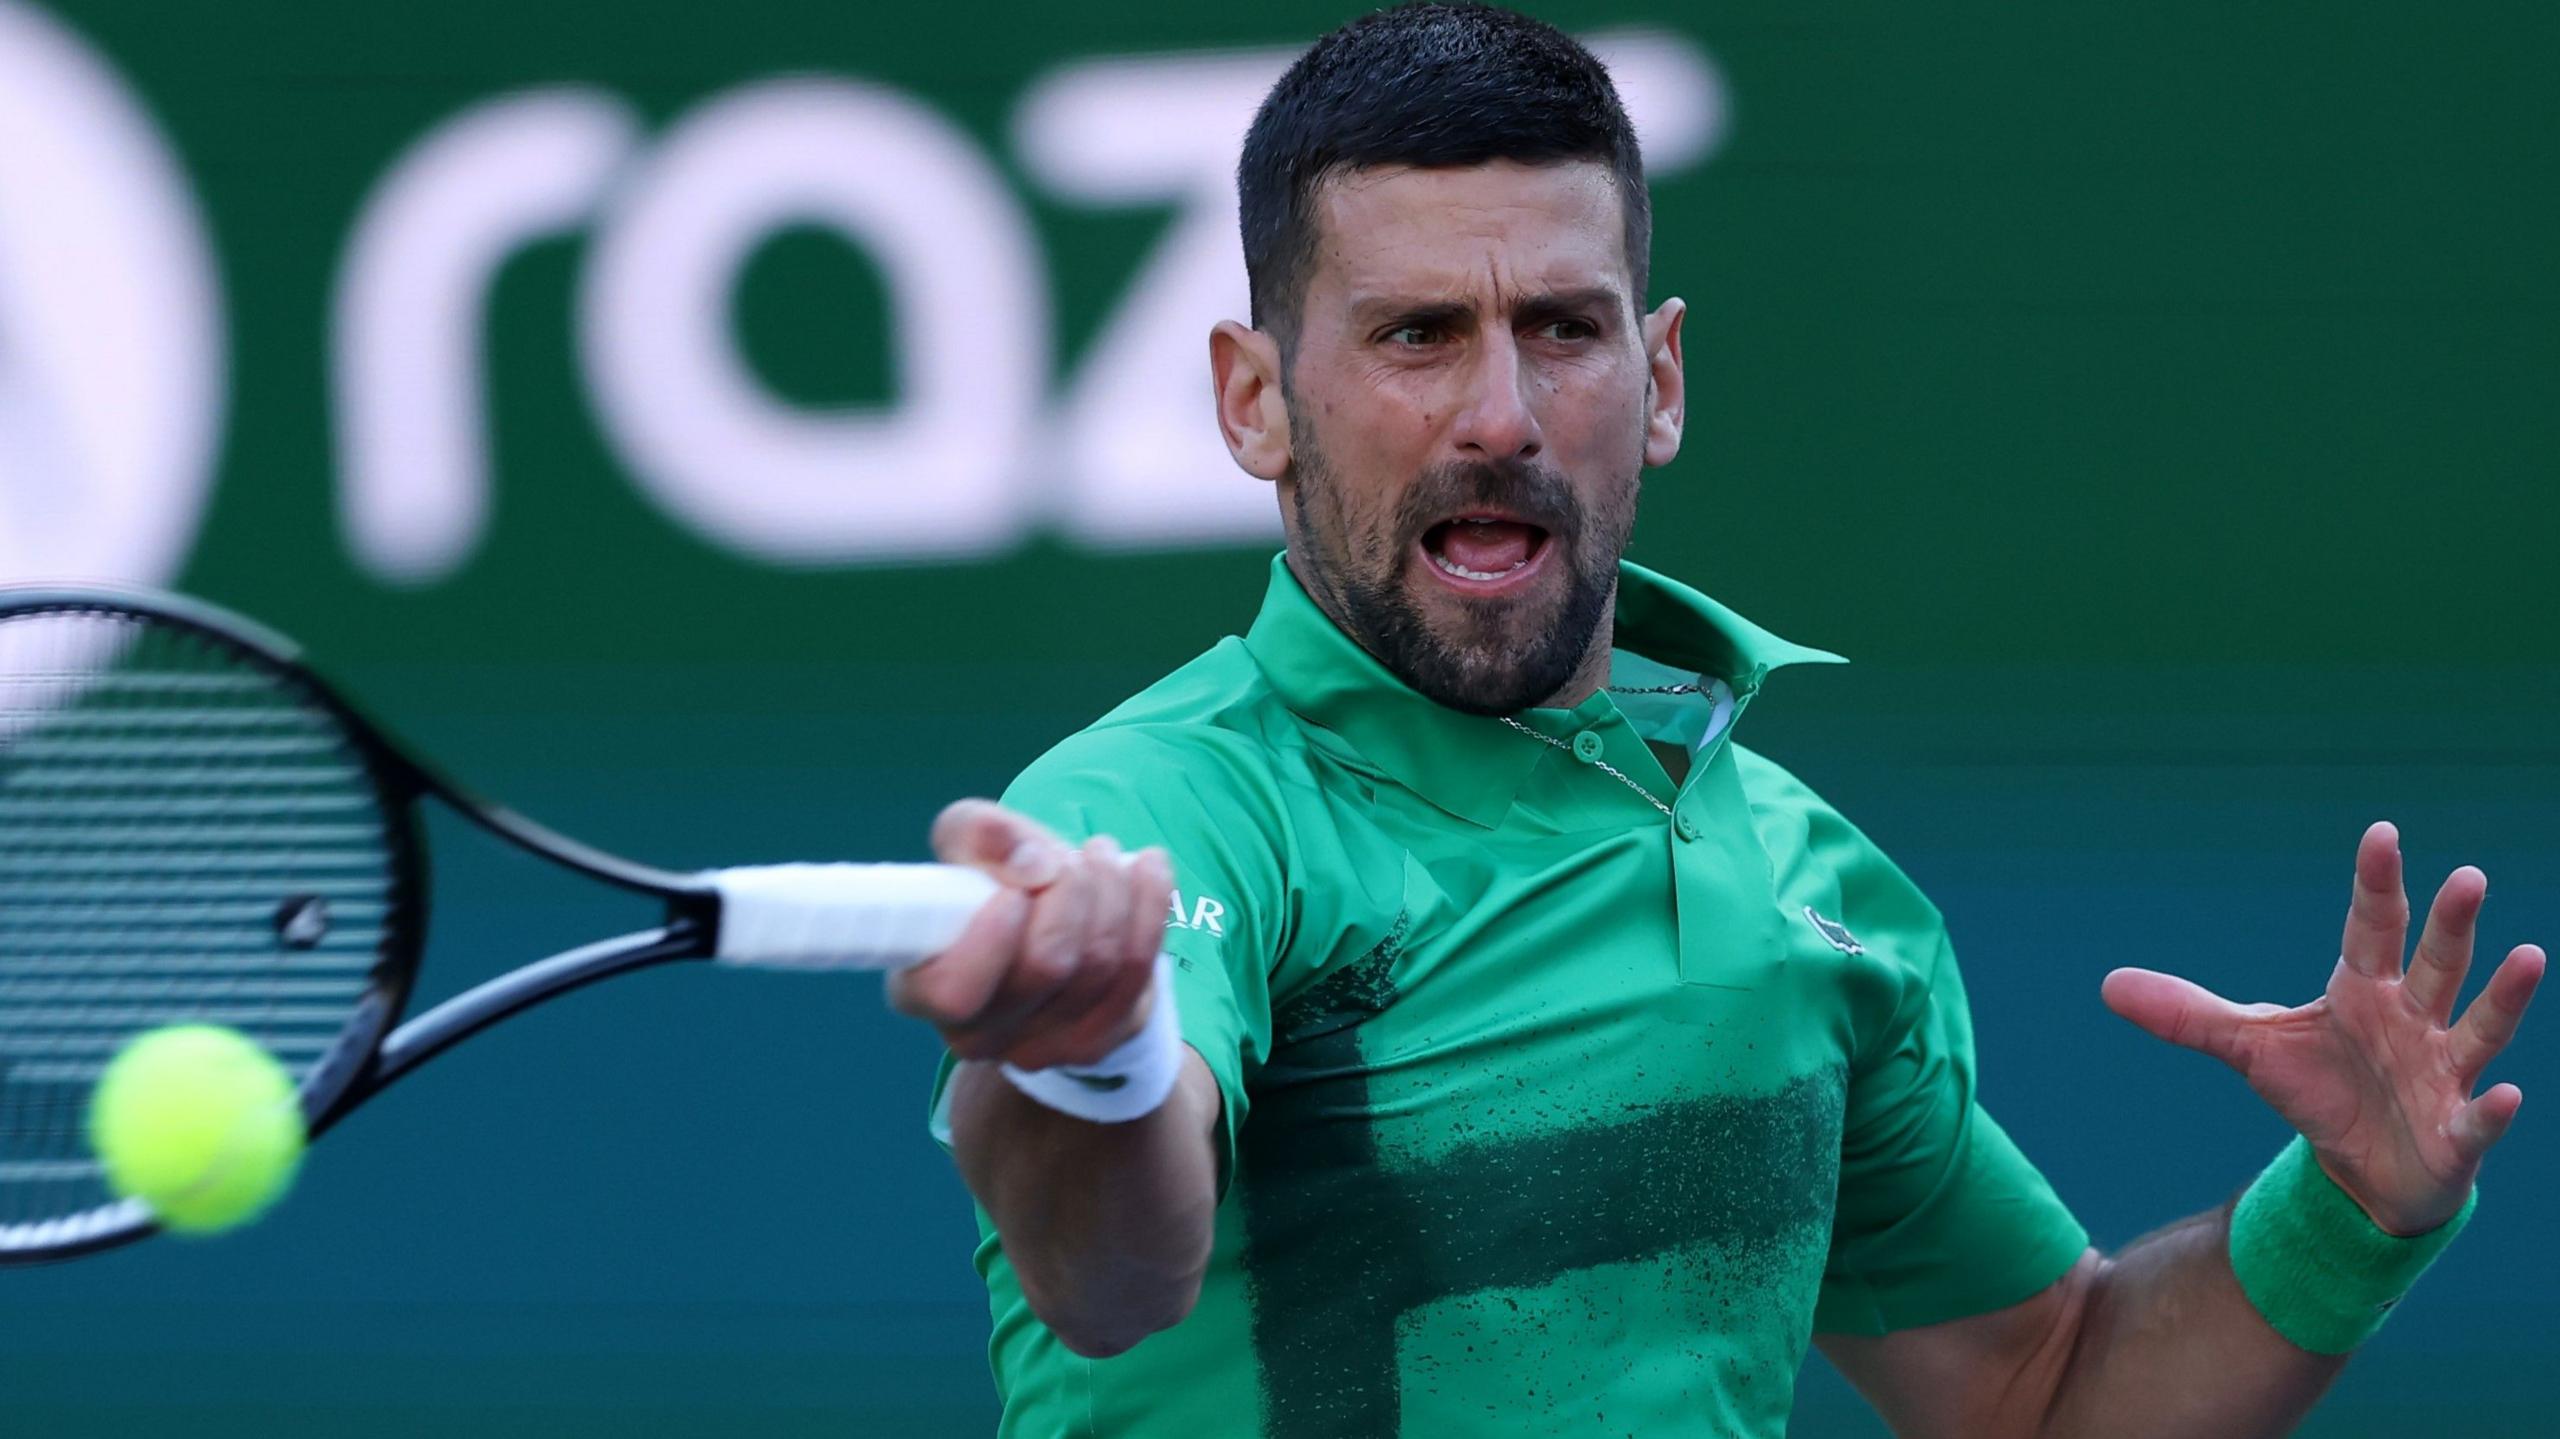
[{"xmin": 88, "ymin": 1025, "xmax": 306, "ymax": 1235}]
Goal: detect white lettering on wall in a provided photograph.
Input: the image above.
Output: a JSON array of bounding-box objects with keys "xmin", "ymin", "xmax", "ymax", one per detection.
[
  {"xmin": 1014, "ymin": 47, "xmax": 1293, "ymax": 549},
  {"xmin": 0, "ymin": 0, "xmax": 222, "ymax": 592},
  {"xmin": 318, "ymin": 34, "xmax": 1731, "ymax": 583},
  {"xmin": 1583, "ymin": 28, "xmax": 1730, "ymax": 173},
  {"xmin": 334, "ymin": 88, "xmax": 642, "ymax": 584},
  {"xmin": 578, "ymin": 78, "xmax": 1048, "ymax": 565}
]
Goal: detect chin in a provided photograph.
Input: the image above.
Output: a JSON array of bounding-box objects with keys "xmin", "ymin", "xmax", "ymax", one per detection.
[
  {"xmin": 1337, "ymin": 540, "xmax": 1606, "ymax": 715},
  {"xmin": 1397, "ymin": 614, "xmax": 1577, "ymax": 714}
]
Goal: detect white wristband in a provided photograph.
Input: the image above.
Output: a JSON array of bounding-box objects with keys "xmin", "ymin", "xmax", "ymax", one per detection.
[{"xmin": 999, "ymin": 954, "xmax": 1181, "ymax": 1123}]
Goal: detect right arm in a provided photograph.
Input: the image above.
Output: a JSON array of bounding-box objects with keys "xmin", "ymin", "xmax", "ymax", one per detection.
[
  {"xmin": 944, "ymin": 1050, "xmax": 1222, "ymax": 1356},
  {"xmin": 890, "ymin": 799, "xmax": 1225, "ymax": 1357}
]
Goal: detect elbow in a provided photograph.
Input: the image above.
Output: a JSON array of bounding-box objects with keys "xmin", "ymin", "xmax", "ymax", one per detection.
[
  {"xmin": 1022, "ymin": 1253, "xmax": 1209, "ymax": 1359},
  {"xmin": 1047, "ymin": 1282, "xmax": 1203, "ymax": 1359}
]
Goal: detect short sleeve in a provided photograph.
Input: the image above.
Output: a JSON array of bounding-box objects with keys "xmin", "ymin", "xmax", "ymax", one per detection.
[
  {"xmin": 926, "ymin": 725, "xmax": 1283, "ymax": 1189},
  {"xmin": 1808, "ymin": 822, "xmax": 2090, "ymax": 1335}
]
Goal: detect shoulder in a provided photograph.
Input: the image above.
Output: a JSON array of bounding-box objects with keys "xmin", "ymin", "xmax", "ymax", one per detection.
[
  {"xmin": 1000, "ymin": 641, "xmax": 1326, "ymax": 924},
  {"xmin": 1732, "ymin": 743, "xmax": 1951, "ymax": 983},
  {"xmin": 1731, "ymin": 742, "xmax": 1828, "ymax": 818},
  {"xmin": 1007, "ymin": 637, "xmax": 1308, "ymax": 814},
  {"xmin": 1731, "ymin": 744, "xmax": 1897, "ymax": 880}
]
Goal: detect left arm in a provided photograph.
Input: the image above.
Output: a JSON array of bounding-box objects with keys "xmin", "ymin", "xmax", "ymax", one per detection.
[
  {"xmin": 1824, "ymin": 1221, "xmax": 2331, "ymax": 1438},
  {"xmin": 1823, "ymin": 822, "xmax": 2541, "ymax": 1438}
]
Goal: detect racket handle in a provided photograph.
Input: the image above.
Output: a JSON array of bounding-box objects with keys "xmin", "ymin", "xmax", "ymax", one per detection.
[{"xmin": 705, "ymin": 863, "xmax": 999, "ymax": 971}]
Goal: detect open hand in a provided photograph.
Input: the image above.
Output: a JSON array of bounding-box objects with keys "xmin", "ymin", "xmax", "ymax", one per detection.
[{"xmin": 2102, "ymin": 821, "xmax": 2543, "ymax": 1235}]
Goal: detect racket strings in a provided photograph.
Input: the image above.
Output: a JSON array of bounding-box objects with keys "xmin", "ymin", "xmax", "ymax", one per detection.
[{"xmin": 0, "ymin": 610, "xmax": 400, "ymax": 1237}]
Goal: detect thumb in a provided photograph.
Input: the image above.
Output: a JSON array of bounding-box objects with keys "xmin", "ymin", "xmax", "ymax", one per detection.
[
  {"xmin": 930, "ymin": 798, "xmax": 1070, "ymax": 889},
  {"xmin": 2102, "ymin": 967, "xmax": 2250, "ymax": 1069}
]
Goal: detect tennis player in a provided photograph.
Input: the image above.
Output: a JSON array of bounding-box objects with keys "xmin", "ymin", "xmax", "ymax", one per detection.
[{"xmin": 896, "ymin": 6, "xmax": 2543, "ymax": 1435}]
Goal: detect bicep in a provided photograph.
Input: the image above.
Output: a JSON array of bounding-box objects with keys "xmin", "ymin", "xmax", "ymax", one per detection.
[{"xmin": 1815, "ymin": 1248, "xmax": 2099, "ymax": 1439}]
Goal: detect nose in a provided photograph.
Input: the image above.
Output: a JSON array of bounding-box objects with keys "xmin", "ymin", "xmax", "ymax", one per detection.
[{"xmin": 1448, "ymin": 332, "xmax": 1543, "ymax": 464}]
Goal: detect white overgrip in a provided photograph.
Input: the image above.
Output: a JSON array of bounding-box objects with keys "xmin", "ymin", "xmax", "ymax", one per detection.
[{"xmin": 706, "ymin": 862, "xmax": 998, "ymax": 971}]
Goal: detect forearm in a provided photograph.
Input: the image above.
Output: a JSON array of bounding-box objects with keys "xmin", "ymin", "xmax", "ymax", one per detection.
[
  {"xmin": 2036, "ymin": 1204, "xmax": 2344, "ymax": 1438},
  {"xmin": 948, "ymin": 1049, "xmax": 1223, "ymax": 1358}
]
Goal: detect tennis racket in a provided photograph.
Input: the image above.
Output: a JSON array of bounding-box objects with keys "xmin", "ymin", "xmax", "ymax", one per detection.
[{"xmin": 0, "ymin": 584, "xmax": 1000, "ymax": 1264}]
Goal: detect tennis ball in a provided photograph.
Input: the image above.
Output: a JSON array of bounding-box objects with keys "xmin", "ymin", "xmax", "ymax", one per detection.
[{"xmin": 88, "ymin": 1025, "xmax": 306, "ymax": 1234}]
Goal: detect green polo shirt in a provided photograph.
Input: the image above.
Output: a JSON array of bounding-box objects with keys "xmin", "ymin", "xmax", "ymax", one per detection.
[{"xmin": 940, "ymin": 554, "xmax": 2087, "ymax": 1439}]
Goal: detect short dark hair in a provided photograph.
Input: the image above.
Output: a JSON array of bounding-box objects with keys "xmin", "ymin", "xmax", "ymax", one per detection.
[{"xmin": 1237, "ymin": 3, "xmax": 1650, "ymax": 352}]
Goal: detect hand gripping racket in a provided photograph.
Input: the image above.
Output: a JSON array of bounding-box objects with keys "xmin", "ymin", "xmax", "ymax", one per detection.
[{"xmin": 0, "ymin": 585, "xmax": 999, "ymax": 1264}]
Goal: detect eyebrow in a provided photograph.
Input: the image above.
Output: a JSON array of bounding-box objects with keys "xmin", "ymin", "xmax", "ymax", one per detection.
[
  {"xmin": 1349, "ymin": 285, "xmax": 1629, "ymax": 331},
  {"xmin": 1515, "ymin": 286, "xmax": 1627, "ymax": 328}
]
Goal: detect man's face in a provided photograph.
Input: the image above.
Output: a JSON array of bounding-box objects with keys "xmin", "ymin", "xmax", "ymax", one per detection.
[{"xmin": 1276, "ymin": 159, "xmax": 1672, "ymax": 716}]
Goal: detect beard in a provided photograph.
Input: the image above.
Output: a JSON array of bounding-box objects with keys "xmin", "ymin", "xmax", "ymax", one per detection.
[{"xmin": 1286, "ymin": 413, "xmax": 1634, "ymax": 716}]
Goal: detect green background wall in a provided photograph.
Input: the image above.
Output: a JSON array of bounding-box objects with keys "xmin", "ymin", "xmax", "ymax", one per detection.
[{"xmin": 3, "ymin": 2, "xmax": 2553, "ymax": 1434}]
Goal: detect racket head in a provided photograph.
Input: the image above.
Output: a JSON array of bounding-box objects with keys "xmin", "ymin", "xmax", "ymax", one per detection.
[{"xmin": 0, "ymin": 586, "xmax": 427, "ymax": 1262}]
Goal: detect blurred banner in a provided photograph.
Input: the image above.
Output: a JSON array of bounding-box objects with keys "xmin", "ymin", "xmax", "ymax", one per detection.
[
  {"xmin": 2, "ymin": 3, "xmax": 2553, "ymax": 1436},
  {"xmin": 0, "ymin": 0, "xmax": 1725, "ymax": 618}
]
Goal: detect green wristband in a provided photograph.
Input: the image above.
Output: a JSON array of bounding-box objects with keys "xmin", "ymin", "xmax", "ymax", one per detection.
[{"xmin": 2227, "ymin": 1135, "xmax": 2478, "ymax": 1354}]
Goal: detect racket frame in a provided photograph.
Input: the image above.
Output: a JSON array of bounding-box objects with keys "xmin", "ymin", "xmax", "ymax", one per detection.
[{"xmin": 0, "ymin": 584, "xmax": 725, "ymax": 1263}]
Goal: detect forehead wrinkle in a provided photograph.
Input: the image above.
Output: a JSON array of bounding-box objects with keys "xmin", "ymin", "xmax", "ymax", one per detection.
[
  {"xmin": 1306, "ymin": 160, "xmax": 1631, "ymax": 308},
  {"xmin": 1344, "ymin": 278, "xmax": 1623, "ymax": 329}
]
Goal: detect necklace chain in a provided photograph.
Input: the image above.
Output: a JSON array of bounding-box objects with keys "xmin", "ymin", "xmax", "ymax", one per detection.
[
  {"xmin": 1602, "ymin": 681, "xmax": 1703, "ymax": 696},
  {"xmin": 1495, "ymin": 679, "xmax": 1712, "ymax": 818},
  {"xmin": 1498, "ymin": 716, "xmax": 1674, "ymax": 817}
]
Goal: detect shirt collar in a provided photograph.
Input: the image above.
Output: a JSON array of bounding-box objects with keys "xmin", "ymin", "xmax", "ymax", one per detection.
[{"xmin": 1241, "ymin": 553, "xmax": 1845, "ymax": 828}]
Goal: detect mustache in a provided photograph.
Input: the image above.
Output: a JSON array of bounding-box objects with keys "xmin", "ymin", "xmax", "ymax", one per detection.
[{"xmin": 1390, "ymin": 458, "xmax": 1586, "ymax": 550}]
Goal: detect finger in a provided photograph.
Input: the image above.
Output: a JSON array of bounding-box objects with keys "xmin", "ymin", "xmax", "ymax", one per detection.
[
  {"xmin": 2403, "ymin": 865, "xmax": 2486, "ymax": 1022},
  {"xmin": 1010, "ymin": 848, "xmax": 1099, "ymax": 995},
  {"xmin": 936, "ymin": 854, "xmax": 1105, "ymax": 1059},
  {"xmin": 884, "ymin": 884, "xmax": 1033, "ymax": 1029},
  {"xmin": 997, "ymin": 945, "xmax": 1130, "ymax": 1073},
  {"xmin": 2101, "ymin": 967, "xmax": 2258, "ymax": 1069},
  {"xmin": 2450, "ymin": 1083, "xmax": 2524, "ymax": 1164},
  {"xmin": 1079, "ymin": 836, "xmax": 1131, "ymax": 976},
  {"xmin": 1007, "ymin": 849, "xmax": 1171, "ymax": 1071},
  {"xmin": 2450, "ymin": 944, "xmax": 2545, "ymax": 1084},
  {"xmin": 1123, "ymin": 848, "xmax": 1175, "ymax": 967},
  {"xmin": 991, "ymin": 839, "xmax": 1126, "ymax": 1055},
  {"xmin": 1005, "ymin": 943, "xmax": 1162, "ymax": 1071},
  {"xmin": 2340, "ymin": 821, "xmax": 2409, "ymax": 979},
  {"xmin": 929, "ymin": 798, "xmax": 1070, "ymax": 889},
  {"xmin": 939, "ymin": 948, "xmax": 1083, "ymax": 1062},
  {"xmin": 1003, "ymin": 841, "xmax": 1163, "ymax": 1071}
]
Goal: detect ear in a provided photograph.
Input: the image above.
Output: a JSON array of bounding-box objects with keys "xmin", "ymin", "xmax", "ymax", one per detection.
[
  {"xmin": 1640, "ymin": 298, "xmax": 1686, "ymax": 468},
  {"xmin": 1210, "ymin": 320, "xmax": 1291, "ymax": 481}
]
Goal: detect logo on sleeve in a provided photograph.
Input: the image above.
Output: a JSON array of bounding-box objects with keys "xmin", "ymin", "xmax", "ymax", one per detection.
[{"xmin": 1165, "ymin": 888, "xmax": 1226, "ymax": 937}]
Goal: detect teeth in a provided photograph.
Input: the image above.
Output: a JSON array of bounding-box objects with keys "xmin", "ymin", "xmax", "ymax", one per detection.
[{"xmin": 1429, "ymin": 550, "xmax": 1516, "ymax": 582}]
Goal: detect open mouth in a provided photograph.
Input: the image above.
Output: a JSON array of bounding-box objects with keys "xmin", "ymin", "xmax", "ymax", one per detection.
[{"xmin": 1418, "ymin": 514, "xmax": 1553, "ymax": 591}]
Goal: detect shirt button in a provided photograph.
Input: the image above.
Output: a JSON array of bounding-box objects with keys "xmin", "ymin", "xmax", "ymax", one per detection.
[
  {"xmin": 1674, "ymin": 812, "xmax": 1701, "ymax": 841},
  {"xmin": 1570, "ymin": 731, "xmax": 1604, "ymax": 762}
]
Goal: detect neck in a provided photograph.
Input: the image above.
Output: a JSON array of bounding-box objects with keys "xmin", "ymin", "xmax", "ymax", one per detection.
[{"xmin": 1282, "ymin": 546, "xmax": 1360, "ymax": 652}]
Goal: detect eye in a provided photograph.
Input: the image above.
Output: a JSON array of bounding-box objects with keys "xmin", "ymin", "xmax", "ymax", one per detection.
[
  {"xmin": 1381, "ymin": 322, "xmax": 1443, "ymax": 348},
  {"xmin": 1536, "ymin": 317, "xmax": 1600, "ymax": 342}
]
